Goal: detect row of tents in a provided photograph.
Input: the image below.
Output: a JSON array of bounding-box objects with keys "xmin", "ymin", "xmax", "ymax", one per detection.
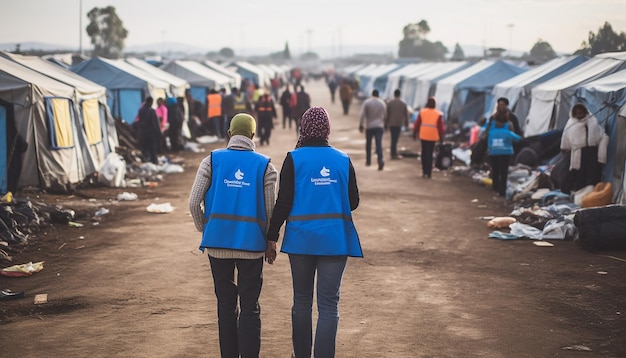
[
  {"xmin": 0, "ymin": 53, "xmax": 290, "ymax": 194},
  {"xmin": 339, "ymin": 51, "xmax": 626, "ymax": 201}
]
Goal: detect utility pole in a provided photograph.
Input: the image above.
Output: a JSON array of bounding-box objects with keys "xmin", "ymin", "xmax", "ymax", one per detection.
[
  {"xmin": 79, "ymin": 0, "xmax": 83, "ymax": 55},
  {"xmin": 306, "ymin": 29, "xmax": 313, "ymax": 53},
  {"xmin": 507, "ymin": 24, "xmax": 514, "ymax": 54}
]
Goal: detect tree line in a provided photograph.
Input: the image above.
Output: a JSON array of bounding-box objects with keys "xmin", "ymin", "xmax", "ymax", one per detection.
[{"xmin": 84, "ymin": 7, "xmax": 626, "ymax": 61}]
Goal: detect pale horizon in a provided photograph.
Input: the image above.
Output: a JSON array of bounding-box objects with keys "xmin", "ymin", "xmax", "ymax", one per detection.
[{"xmin": 2, "ymin": 0, "xmax": 626, "ymax": 57}]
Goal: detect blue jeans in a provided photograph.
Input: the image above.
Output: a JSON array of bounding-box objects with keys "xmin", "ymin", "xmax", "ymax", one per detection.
[
  {"xmin": 289, "ymin": 254, "xmax": 347, "ymax": 358},
  {"xmin": 365, "ymin": 127, "xmax": 383, "ymax": 165},
  {"xmin": 209, "ymin": 256, "xmax": 263, "ymax": 358}
]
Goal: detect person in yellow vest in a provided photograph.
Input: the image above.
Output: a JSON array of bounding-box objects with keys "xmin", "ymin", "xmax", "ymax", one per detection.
[
  {"xmin": 189, "ymin": 113, "xmax": 278, "ymax": 358},
  {"xmin": 207, "ymin": 90, "xmax": 224, "ymax": 139},
  {"xmin": 413, "ymin": 96, "xmax": 445, "ymax": 178}
]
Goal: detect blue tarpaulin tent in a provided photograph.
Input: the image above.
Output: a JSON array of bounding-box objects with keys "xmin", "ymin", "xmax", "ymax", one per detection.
[
  {"xmin": 434, "ymin": 60, "xmax": 527, "ymax": 125},
  {"xmin": 71, "ymin": 57, "xmax": 170, "ymax": 123}
]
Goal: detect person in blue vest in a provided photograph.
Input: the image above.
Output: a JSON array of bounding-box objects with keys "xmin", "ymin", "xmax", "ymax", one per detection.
[
  {"xmin": 266, "ymin": 106, "xmax": 362, "ymax": 358},
  {"xmin": 487, "ymin": 115, "xmax": 522, "ymax": 197},
  {"xmin": 189, "ymin": 113, "xmax": 278, "ymax": 358}
]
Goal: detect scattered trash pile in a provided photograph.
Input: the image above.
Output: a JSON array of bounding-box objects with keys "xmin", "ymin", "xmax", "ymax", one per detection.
[
  {"xmin": 468, "ymin": 164, "xmax": 626, "ymax": 251},
  {"xmin": 0, "ymin": 197, "xmax": 82, "ymax": 261}
]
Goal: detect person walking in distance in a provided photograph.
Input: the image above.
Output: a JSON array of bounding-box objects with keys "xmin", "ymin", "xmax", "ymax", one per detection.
[
  {"xmin": 255, "ymin": 89, "xmax": 278, "ymax": 146},
  {"xmin": 266, "ymin": 107, "xmax": 362, "ymax": 358},
  {"xmin": 339, "ymin": 79, "xmax": 353, "ymax": 115},
  {"xmin": 293, "ymin": 85, "xmax": 311, "ymax": 135},
  {"xmin": 385, "ymin": 89, "xmax": 409, "ymax": 160},
  {"xmin": 189, "ymin": 113, "xmax": 278, "ymax": 358},
  {"xmin": 280, "ymin": 84, "xmax": 293, "ymax": 129},
  {"xmin": 413, "ymin": 96, "xmax": 445, "ymax": 178},
  {"xmin": 359, "ymin": 89, "xmax": 387, "ymax": 170}
]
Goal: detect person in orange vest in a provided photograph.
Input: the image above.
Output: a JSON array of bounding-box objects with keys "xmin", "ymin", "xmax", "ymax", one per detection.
[
  {"xmin": 255, "ymin": 89, "xmax": 277, "ymax": 146},
  {"xmin": 207, "ymin": 89, "xmax": 224, "ymax": 138},
  {"xmin": 413, "ymin": 96, "xmax": 445, "ymax": 178}
]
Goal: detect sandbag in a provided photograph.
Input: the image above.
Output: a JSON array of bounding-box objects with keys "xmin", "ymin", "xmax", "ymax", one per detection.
[
  {"xmin": 581, "ymin": 182, "xmax": 613, "ymax": 208},
  {"xmin": 574, "ymin": 205, "xmax": 626, "ymax": 250}
]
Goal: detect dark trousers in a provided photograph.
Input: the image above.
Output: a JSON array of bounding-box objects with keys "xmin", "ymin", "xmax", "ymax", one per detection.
[
  {"xmin": 209, "ymin": 256, "xmax": 263, "ymax": 358},
  {"xmin": 168, "ymin": 123, "xmax": 182, "ymax": 152},
  {"xmin": 421, "ymin": 140, "xmax": 436, "ymax": 176},
  {"xmin": 282, "ymin": 107, "xmax": 292, "ymax": 129},
  {"xmin": 490, "ymin": 155, "xmax": 511, "ymax": 197},
  {"xmin": 258, "ymin": 116, "xmax": 273, "ymax": 145},
  {"xmin": 139, "ymin": 136, "xmax": 159, "ymax": 164},
  {"xmin": 365, "ymin": 127, "xmax": 384, "ymax": 165},
  {"xmin": 341, "ymin": 100, "xmax": 350, "ymax": 115},
  {"xmin": 389, "ymin": 126, "xmax": 402, "ymax": 158}
]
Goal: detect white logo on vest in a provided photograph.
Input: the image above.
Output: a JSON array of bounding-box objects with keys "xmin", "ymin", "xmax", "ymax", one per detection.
[
  {"xmin": 224, "ymin": 169, "xmax": 251, "ymax": 188},
  {"xmin": 311, "ymin": 166, "xmax": 337, "ymax": 186}
]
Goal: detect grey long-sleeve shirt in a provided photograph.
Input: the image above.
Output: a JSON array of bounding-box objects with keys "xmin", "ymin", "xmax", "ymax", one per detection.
[
  {"xmin": 188, "ymin": 135, "xmax": 277, "ymax": 259},
  {"xmin": 359, "ymin": 96, "xmax": 387, "ymax": 129}
]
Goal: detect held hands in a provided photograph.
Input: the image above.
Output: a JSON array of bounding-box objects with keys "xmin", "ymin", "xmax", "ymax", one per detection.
[{"xmin": 265, "ymin": 241, "xmax": 277, "ymax": 264}]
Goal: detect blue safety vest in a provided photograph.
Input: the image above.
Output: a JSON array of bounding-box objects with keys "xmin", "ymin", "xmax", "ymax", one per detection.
[
  {"xmin": 200, "ymin": 148, "xmax": 269, "ymax": 252},
  {"xmin": 488, "ymin": 125, "xmax": 521, "ymax": 156},
  {"xmin": 281, "ymin": 146, "xmax": 362, "ymax": 257}
]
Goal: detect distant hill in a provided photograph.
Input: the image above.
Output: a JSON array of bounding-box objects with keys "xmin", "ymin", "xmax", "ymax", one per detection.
[
  {"xmin": 0, "ymin": 42, "xmax": 77, "ymax": 52},
  {"xmin": 0, "ymin": 41, "xmax": 532, "ymax": 60}
]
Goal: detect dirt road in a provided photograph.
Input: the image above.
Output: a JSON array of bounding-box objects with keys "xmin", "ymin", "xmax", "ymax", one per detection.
[{"xmin": 1, "ymin": 80, "xmax": 625, "ymax": 358}]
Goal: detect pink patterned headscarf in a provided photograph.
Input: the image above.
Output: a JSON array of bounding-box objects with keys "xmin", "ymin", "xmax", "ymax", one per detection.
[{"xmin": 296, "ymin": 106, "xmax": 331, "ymax": 148}]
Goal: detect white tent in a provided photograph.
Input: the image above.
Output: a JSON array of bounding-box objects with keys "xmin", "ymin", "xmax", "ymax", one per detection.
[
  {"xmin": 524, "ymin": 51, "xmax": 626, "ymax": 136},
  {"xmin": 0, "ymin": 56, "xmax": 96, "ymax": 192},
  {"xmin": 382, "ymin": 63, "xmax": 426, "ymax": 100},
  {"xmin": 411, "ymin": 62, "xmax": 470, "ymax": 110},
  {"xmin": 491, "ymin": 55, "xmax": 588, "ymax": 127},
  {"xmin": 202, "ymin": 60, "xmax": 242, "ymax": 88}
]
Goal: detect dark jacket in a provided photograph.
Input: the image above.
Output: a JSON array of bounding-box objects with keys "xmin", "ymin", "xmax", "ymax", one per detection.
[{"xmin": 267, "ymin": 139, "xmax": 359, "ymax": 242}]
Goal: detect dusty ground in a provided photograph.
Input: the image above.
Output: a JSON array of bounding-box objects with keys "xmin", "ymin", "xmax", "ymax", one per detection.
[{"xmin": 1, "ymin": 80, "xmax": 625, "ymax": 358}]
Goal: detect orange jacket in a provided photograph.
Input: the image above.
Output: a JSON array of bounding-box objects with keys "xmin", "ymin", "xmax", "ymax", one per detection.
[
  {"xmin": 207, "ymin": 93, "xmax": 222, "ymax": 118},
  {"xmin": 417, "ymin": 108, "xmax": 443, "ymax": 141}
]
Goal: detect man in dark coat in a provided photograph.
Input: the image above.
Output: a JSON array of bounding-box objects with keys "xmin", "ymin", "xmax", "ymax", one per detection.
[{"xmin": 137, "ymin": 97, "xmax": 161, "ymax": 164}]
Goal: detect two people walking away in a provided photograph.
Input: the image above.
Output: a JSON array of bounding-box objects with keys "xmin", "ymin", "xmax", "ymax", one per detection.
[
  {"xmin": 412, "ymin": 96, "xmax": 445, "ymax": 178},
  {"xmin": 268, "ymin": 106, "xmax": 362, "ymax": 358},
  {"xmin": 360, "ymin": 89, "xmax": 387, "ymax": 170},
  {"xmin": 190, "ymin": 107, "xmax": 362, "ymax": 358}
]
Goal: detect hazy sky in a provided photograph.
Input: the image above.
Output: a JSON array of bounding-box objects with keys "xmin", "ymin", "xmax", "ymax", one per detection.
[{"xmin": 2, "ymin": 0, "xmax": 626, "ymax": 56}]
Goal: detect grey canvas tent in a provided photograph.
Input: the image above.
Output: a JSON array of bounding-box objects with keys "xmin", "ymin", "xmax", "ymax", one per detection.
[
  {"xmin": 1, "ymin": 52, "xmax": 119, "ymax": 170},
  {"xmin": 0, "ymin": 56, "xmax": 96, "ymax": 192}
]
